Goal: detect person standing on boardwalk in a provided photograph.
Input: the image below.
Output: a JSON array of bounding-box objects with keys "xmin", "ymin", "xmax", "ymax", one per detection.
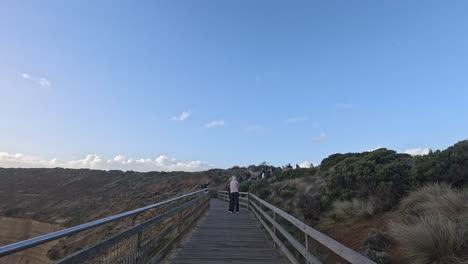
[
  {"xmin": 226, "ymin": 177, "xmax": 233, "ymax": 212},
  {"xmin": 230, "ymin": 176, "xmax": 240, "ymax": 214}
]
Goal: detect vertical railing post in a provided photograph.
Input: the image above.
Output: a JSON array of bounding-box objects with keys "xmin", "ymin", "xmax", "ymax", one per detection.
[
  {"xmin": 135, "ymin": 230, "xmax": 142, "ymax": 264},
  {"xmin": 177, "ymin": 209, "xmax": 184, "ymax": 234},
  {"xmin": 131, "ymin": 213, "xmax": 139, "ymax": 226},
  {"xmin": 273, "ymin": 211, "xmax": 277, "ymax": 249},
  {"xmin": 305, "ymin": 232, "xmax": 309, "ymax": 264},
  {"xmin": 208, "ymin": 193, "xmax": 211, "ymax": 209},
  {"xmin": 247, "ymin": 192, "xmax": 250, "ymax": 211}
]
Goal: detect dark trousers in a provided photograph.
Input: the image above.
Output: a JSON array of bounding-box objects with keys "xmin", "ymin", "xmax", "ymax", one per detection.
[
  {"xmin": 230, "ymin": 192, "xmax": 239, "ymax": 212},
  {"xmin": 228, "ymin": 191, "xmax": 232, "ymax": 211}
]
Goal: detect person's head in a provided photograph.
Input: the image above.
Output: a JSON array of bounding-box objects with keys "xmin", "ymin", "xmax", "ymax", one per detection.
[{"xmin": 232, "ymin": 175, "xmax": 237, "ymax": 181}]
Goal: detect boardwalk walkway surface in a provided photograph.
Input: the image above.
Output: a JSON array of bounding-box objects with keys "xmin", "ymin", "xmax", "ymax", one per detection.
[{"xmin": 170, "ymin": 198, "xmax": 287, "ymax": 264}]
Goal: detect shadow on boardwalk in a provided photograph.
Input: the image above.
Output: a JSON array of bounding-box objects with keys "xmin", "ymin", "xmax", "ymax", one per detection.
[{"xmin": 170, "ymin": 198, "xmax": 287, "ymax": 264}]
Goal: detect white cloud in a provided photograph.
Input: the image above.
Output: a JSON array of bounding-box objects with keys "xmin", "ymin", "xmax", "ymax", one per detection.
[
  {"xmin": 403, "ymin": 148, "xmax": 431, "ymax": 156},
  {"xmin": 21, "ymin": 73, "xmax": 52, "ymax": 90},
  {"xmin": 298, "ymin": 161, "xmax": 313, "ymax": 168},
  {"xmin": 0, "ymin": 151, "xmax": 212, "ymax": 172},
  {"xmin": 171, "ymin": 111, "xmax": 191, "ymax": 121},
  {"xmin": 335, "ymin": 103, "xmax": 354, "ymax": 109},
  {"xmin": 285, "ymin": 116, "xmax": 307, "ymax": 124},
  {"xmin": 314, "ymin": 132, "xmax": 328, "ymax": 143},
  {"xmin": 205, "ymin": 120, "xmax": 225, "ymax": 128}
]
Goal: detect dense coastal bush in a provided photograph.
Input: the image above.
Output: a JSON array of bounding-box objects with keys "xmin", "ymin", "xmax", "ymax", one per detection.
[
  {"xmin": 411, "ymin": 140, "xmax": 468, "ymax": 186},
  {"xmin": 321, "ymin": 148, "xmax": 412, "ymax": 212}
]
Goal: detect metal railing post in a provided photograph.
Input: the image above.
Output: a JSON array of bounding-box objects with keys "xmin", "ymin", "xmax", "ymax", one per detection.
[{"xmin": 135, "ymin": 230, "xmax": 142, "ymax": 264}]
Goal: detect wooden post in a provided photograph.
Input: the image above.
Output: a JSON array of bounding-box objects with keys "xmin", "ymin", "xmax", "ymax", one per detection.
[
  {"xmin": 247, "ymin": 192, "xmax": 250, "ymax": 211},
  {"xmin": 305, "ymin": 232, "xmax": 309, "ymax": 264},
  {"xmin": 273, "ymin": 211, "xmax": 277, "ymax": 249}
]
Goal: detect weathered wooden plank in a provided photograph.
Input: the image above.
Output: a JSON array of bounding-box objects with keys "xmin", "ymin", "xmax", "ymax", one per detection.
[{"xmin": 169, "ymin": 198, "xmax": 287, "ymax": 264}]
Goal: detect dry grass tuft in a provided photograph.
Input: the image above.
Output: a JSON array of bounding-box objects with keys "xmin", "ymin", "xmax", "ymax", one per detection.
[
  {"xmin": 399, "ymin": 183, "xmax": 468, "ymax": 218},
  {"xmin": 389, "ymin": 183, "xmax": 468, "ymax": 264},
  {"xmin": 390, "ymin": 214, "xmax": 466, "ymax": 264}
]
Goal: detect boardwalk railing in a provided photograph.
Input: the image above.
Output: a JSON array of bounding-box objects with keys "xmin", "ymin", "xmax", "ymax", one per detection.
[
  {"xmin": 0, "ymin": 189, "xmax": 209, "ymax": 264},
  {"xmin": 217, "ymin": 190, "xmax": 376, "ymax": 264}
]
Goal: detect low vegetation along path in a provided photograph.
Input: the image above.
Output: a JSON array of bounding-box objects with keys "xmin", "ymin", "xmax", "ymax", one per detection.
[{"xmin": 170, "ymin": 198, "xmax": 287, "ymax": 264}]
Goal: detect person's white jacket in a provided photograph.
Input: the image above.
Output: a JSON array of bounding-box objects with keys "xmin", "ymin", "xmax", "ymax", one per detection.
[{"xmin": 230, "ymin": 178, "xmax": 239, "ymax": 193}]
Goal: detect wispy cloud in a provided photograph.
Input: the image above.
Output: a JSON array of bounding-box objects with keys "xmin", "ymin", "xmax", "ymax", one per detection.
[
  {"xmin": 313, "ymin": 132, "xmax": 328, "ymax": 143},
  {"xmin": 205, "ymin": 120, "xmax": 225, "ymax": 128},
  {"xmin": 335, "ymin": 103, "xmax": 354, "ymax": 109},
  {"xmin": 21, "ymin": 73, "xmax": 52, "ymax": 90},
  {"xmin": 171, "ymin": 110, "xmax": 191, "ymax": 121},
  {"xmin": 403, "ymin": 148, "xmax": 431, "ymax": 156},
  {"xmin": 38, "ymin": 78, "xmax": 51, "ymax": 89},
  {"xmin": 0, "ymin": 151, "xmax": 212, "ymax": 172},
  {"xmin": 285, "ymin": 116, "xmax": 308, "ymax": 124}
]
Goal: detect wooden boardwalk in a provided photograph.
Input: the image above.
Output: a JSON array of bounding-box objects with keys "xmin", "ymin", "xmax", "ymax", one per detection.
[{"xmin": 170, "ymin": 198, "xmax": 287, "ymax": 264}]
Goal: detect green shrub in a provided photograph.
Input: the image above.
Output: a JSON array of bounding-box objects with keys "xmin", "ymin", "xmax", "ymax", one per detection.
[
  {"xmin": 4, "ymin": 207, "xmax": 21, "ymax": 216},
  {"xmin": 278, "ymin": 185, "xmax": 297, "ymax": 199},
  {"xmin": 297, "ymin": 192, "xmax": 322, "ymax": 222},
  {"xmin": 363, "ymin": 249, "xmax": 392, "ymax": 264},
  {"xmin": 328, "ymin": 200, "xmax": 354, "ymax": 221},
  {"xmin": 362, "ymin": 229, "xmax": 391, "ymax": 252},
  {"xmin": 410, "ymin": 140, "xmax": 468, "ymax": 186},
  {"xmin": 327, "ymin": 198, "xmax": 377, "ymax": 221},
  {"xmin": 351, "ymin": 198, "xmax": 375, "ymax": 218},
  {"xmin": 239, "ymin": 181, "xmax": 251, "ymax": 192},
  {"xmin": 322, "ymin": 149, "xmax": 412, "ymax": 209},
  {"xmin": 250, "ymin": 180, "xmax": 271, "ymax": 199}
]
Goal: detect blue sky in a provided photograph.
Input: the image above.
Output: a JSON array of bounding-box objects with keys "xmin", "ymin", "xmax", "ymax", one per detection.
[{"xmin": 0, "ymin": 0, "xmax": 467, "ymax": 171}]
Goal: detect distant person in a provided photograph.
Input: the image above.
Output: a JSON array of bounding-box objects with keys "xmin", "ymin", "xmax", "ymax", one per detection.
[
  {"xmin": 230, "ymin": 176, "xmax": 240, "ymax": 214},
  {"xmin": 226, "ymin": 177, "xmax": 233, "ymax": 213}
]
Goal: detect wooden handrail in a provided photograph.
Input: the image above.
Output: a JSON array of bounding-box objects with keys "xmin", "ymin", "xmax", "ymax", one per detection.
[
  {"xmin": 248, "ymin": 193, "xmax": 376, "ymax": 264},
  {"xmin": 250, "ymin": 201, "xmax": 300, "ymax": 264},
  {"xmin": 216, "ymin": 190, "xmax": 375, "ymax": 264},
  {"xmin": 250, "ymin": 200, "xmax": 321, "ymax": 264}
]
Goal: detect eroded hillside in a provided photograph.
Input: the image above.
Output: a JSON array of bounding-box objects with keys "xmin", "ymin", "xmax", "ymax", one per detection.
[
  {"xmin": 0, "ymin": 167, "xmax": 239, "ymax": 261},
  {"xmin": 0, "ymin": 216, "xmax": 62, "ymax": 264}
]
